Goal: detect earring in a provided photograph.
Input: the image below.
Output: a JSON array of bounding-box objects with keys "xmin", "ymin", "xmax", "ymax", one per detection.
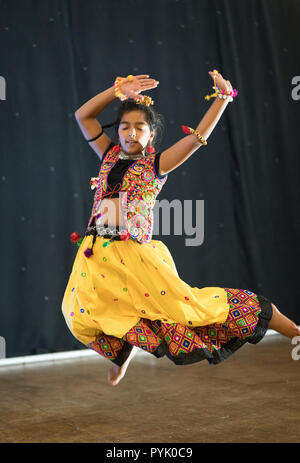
[{"xmin": 146, "ymin": 144, "xmax": 155, "ymax": 154}]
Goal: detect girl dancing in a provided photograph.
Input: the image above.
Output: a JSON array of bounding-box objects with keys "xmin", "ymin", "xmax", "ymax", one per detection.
[{"xmin": 62, "ymin": 71, "xmax": 300, "ymax": 386}]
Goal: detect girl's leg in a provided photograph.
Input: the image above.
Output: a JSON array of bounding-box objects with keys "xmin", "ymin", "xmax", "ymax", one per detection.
[
  {"xmin": 107, "ymin": 319, "xmax": 165, "ymax": 386},
  {"xmin": 87, "ymin": 334, "xmax": 137, "ymax": 386},
  {"xmin": 108, "ymin": 345, "xmax": 139, "ymax": 386},
  {"xmin": 269, "ymin": 303, "xmax": 300, "ymax": 339}
]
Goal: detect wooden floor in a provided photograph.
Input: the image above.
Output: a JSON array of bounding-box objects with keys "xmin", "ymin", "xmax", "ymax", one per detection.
[{"xmin": 0, "ymin": 335, "xmax": 299, "ymax": 443}]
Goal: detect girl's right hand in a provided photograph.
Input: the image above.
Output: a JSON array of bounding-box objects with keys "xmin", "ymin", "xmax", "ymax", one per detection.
[{"xmin": 119, "ymin": 75, "xmax": 159, "ymax": 101}]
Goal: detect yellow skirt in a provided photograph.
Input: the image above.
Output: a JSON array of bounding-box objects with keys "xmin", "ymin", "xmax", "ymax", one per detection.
[{"xmin": 61, "ymin": 235, "xmax": 272, "ymax": 366}]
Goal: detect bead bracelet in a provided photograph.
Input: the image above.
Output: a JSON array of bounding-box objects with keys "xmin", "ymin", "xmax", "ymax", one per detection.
[
  {"xmin": 205, "ymin": 69, "xmax": 238, "ymax": 101},
  {"xmin": 113, "ymin": 75, "xmax": 154, "ymax": 106},
  {"xmin": 181, "ymin": 125, "xmax": 207, "ymax": 146},
  {"xmin": 113, "ymin": 76, "xmax": 130, "ymax": 101},
  {"xmin": 205, "ymin": 87, "xmax": 238, "ymax": 102}
]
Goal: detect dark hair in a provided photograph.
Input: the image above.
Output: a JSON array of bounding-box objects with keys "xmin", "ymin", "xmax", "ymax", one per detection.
[{"xmin": 102, "ymin": 99, "xmax": 165, "ymax": 149}]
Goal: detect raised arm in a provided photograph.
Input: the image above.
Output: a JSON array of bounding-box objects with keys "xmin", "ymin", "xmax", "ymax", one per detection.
[
  {"xmin": 74, "ymin": 75, "xmax": 159, "ymax": 160},
  {"xmin": 74, "ymin": 86, "xmax": 117, "ymax": 160},
  {"xmin": 159, "ymin": 71, "xmax": 234, "ymax": 175}
]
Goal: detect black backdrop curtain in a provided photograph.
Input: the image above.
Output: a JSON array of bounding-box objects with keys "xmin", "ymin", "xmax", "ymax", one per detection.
[{"xmin": 0, "ymin": 0, "xmax": 299, "ymax": 357}]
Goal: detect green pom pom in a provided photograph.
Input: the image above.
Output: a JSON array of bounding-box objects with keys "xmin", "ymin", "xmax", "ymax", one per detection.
[
  {"xmin": 77, "ymin": 237, "xmax": 84, "ymax": 247},
  {"xmin": 102, "ymin": 241, "xmax": 110, "ymax": 248}
]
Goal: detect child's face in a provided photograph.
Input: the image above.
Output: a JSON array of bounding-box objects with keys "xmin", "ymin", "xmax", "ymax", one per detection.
[{"xmin": 118, "ymin": 110, "xmax": 153, "ymax": 155}]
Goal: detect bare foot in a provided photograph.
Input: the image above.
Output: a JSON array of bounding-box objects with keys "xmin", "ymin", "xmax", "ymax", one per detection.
[
  {"xmin": 108, "ymin": 345, "xmax": 138, "ymax": 386},
  {"xmin": 108, "ymin": 364, "xmax": 127, "ymax": 386},
  {"xmin": 269, "ymin": 303, "xmax": 300, "ymax": 339}
]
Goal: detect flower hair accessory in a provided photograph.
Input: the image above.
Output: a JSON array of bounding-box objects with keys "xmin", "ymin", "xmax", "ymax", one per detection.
[
  {"xmin": 205, "ymin": 69, "xmax": 238, "ymax": 102},
  {"xmin": 113, "ymin": 76, "xmax": 154, "ymax": 107},
  {"xmin": 181, "ymin": 125, "xmax": 207, "ymax": 146}
]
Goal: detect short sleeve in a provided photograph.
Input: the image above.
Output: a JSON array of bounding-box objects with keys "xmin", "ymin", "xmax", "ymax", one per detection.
[{"xmin": 154, "ymin": 152, "xmax": 168, "ymax": 179}]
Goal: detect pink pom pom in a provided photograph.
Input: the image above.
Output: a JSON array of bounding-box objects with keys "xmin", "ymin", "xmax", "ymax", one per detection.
[
  {"xmin": 120, "ymin": 231, "xmax": 130, "ymax": 241},
  {"xmin": 112, "ymin": 145, "xmax": 121, "ymax": 154},
  {"xmin": 181, "ymin": 125, "xmax": 192, "ymax": 134}
]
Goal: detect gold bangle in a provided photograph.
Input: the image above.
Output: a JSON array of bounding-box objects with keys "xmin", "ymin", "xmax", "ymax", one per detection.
[
  {"xmin": 113, "ymin": 75, "xmax": 134, "ymax": 101},
  {"xmin": 113, "ymin": 76, "xmax": 154, "ymax": 106},
  {"xmin": 181, "ymin": 125, "xmax": 207, "ymax": 145},
  {"xmin": 113, "ymin": 77, "xmax": 128, "ymax": 101},
  {"xmin": 193, "ymin": 130, "xmax": 207, "ymax": 145}
]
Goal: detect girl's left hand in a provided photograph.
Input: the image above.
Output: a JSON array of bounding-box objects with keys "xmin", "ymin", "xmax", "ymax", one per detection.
[{"xmin": 208, "ymin": 70, "xmax": 233, "ymax": 93}]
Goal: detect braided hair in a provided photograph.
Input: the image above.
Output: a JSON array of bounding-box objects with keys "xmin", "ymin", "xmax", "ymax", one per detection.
[{"xmin": 102, "ymin": 99, "xmax": 165, "ymax": 150}]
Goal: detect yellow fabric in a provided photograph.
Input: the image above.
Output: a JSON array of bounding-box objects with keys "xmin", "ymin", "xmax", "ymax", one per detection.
[{"xmin": 62, "ymin": 236, "xmax": 230, "ymax": 344}]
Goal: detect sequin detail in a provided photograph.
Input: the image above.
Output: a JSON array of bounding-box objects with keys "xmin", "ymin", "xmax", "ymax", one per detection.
[
  {"xmin": 87, "ymin": 288, "xmax": 270, "ymax": 366},
  {"xmin": 86, "ymin": 147, "xmax": 168, "ymax": 242}
]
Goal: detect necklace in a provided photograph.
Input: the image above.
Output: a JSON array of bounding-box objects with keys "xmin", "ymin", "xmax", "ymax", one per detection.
[{"xmin": 118, "ymin": 148, "xmax": 146, "ymax": 161}]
